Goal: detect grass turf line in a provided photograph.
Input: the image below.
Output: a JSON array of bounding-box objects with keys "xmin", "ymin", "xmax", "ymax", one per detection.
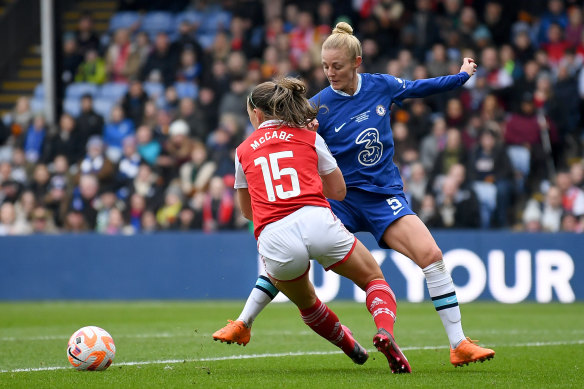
[{"xmin": 0, "ymin": 301, "xmax": 582, "ymax": 388}]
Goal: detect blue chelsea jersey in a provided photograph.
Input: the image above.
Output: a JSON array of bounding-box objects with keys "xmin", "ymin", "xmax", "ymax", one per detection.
[{"xmin": 309, "ymin": 72, "xmax": 469, "ymax": 195}]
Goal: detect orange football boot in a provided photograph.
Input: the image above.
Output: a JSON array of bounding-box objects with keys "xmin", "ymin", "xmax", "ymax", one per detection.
[
  {"xmin": 450, "ymin": 337, "xmax": 495, "ymax": 367},
  {"xmin": 212, "ymin": 320, "xmax": 251, "ymax": 346}
]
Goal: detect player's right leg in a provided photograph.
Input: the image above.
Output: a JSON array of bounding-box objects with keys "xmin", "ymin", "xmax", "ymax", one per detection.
[{"xmin": 212, "ymin": 269, "xmax": 279, "ymax": 346}]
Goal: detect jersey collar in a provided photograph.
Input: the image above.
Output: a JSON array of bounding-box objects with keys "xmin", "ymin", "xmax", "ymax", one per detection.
[
  {"xmin": 331, "ymin": 73, "xmax": 362, "ymax": 97},
  {"xmin": 258, "ymin": 120, "xmax": 284, "ymax": 129}
]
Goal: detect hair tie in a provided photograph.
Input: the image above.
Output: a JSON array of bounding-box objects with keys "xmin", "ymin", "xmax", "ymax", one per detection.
[{"xmin": 248, "ymin": 92, "xmax": 257, "ymax": 109}]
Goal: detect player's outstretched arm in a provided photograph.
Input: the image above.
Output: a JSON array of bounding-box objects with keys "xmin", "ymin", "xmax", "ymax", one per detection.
[
  {"xmin": 459, "ymin": 57, "xmax": 477, "ymax": 78},
  {"xmin": 321, "ymin": 167, "xmax": 346, "ymax": 201}
]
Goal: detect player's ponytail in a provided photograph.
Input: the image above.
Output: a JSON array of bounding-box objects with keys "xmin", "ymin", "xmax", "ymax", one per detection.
[
  {"xmin": 247, "ymin": 77, "xmax": 319, "ymax": 128},
  {"xmin": 322, "ymin": 21, "xmax": 362, "ymax": 61}
]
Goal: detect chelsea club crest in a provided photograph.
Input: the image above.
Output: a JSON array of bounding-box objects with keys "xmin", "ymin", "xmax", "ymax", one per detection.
[{"xmin": 376, "ymin": 105, "xmax": 386, "ymax": 116}]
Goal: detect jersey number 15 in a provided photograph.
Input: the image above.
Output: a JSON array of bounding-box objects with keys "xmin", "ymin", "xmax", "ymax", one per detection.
[{"xmin": 254, "ymin": 151, "xmax": 301, "ymax": 202}]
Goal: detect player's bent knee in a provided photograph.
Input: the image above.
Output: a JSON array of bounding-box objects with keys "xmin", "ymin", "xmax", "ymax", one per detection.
[{"xmin": 415, "ymin": 246, "xmax": 443, "ymax": 268}]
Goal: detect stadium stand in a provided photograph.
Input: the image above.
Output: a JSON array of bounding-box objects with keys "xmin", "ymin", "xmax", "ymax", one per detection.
[{"xmin": 0, "ymin": 0, "xmax": 583, "ymax": 235}]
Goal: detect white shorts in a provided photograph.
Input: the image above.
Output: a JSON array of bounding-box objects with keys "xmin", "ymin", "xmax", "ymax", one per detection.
[{"xmin": 258, "ymin": 206, "xmax": 356, "ymax": 282}]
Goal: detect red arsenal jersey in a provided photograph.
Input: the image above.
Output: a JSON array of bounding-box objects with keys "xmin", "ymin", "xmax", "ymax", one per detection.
[{"xmin": 235, "ymin": 120, "xmax": 337, "ymax": 238}]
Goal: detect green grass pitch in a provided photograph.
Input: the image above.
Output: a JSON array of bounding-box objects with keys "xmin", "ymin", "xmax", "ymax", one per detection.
[{"xmin": 1, "ymin": 301, "xmax": 582, "ymax": 388}]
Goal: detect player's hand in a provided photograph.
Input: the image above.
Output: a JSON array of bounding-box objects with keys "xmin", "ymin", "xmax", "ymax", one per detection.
[
  {"xmin": 307, "ymin": 118, "xmax": 319, "ymax": 132},
  {"xmin": 460, "ymin": 58, "xmax": 477, "ymax": 77}
]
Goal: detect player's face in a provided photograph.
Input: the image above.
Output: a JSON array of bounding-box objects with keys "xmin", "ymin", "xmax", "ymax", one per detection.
[{"xmin": 322, "ymin": 48, "xmax": 360, "ymax": 95}]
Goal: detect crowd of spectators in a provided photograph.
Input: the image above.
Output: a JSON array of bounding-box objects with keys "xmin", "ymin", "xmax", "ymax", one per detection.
[{"xmin": 0, "ymin": 0, "xmax": 583, "ymax": 235}]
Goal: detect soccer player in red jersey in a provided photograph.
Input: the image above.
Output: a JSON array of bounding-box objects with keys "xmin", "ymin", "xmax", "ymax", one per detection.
[{"xmin": 229, "ymin": 77, "xmax": 410, "ymax": 373}]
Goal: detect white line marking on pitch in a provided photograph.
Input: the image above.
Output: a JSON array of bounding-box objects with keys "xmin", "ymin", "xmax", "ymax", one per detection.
[
  {"xmin": 1, "ymin": 339, "xmax": 583, "ymax": 374},
  {"xmin": 3, "ymin": 328, "xmax": 584, "ymax": 342}
]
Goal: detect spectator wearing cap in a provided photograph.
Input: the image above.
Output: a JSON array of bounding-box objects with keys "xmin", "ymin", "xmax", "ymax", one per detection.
[
  {"xmin": 158, "ymin": 120, "xmax": 193, "ymax": 181},
  {"xmin": 103, "ymin": 105, "xmax": 136, "ymax": 163}
]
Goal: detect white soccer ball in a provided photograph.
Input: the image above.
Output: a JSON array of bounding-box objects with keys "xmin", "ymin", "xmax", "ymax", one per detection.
[{"xmin": 67, "ymin": 326, "xmax": 116, "ymax": 371}]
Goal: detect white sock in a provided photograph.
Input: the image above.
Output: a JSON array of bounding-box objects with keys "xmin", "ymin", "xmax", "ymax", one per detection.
[
  {"xmin": 237, "ymin": 275, "xmax": 278, "ymax": 327},
  {"xmin": 423, "ymin": 260, "xmax": 466, "ymax": 349}
]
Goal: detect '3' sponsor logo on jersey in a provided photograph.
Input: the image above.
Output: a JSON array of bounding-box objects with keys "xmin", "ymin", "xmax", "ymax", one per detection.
[{"xmin": 355, "ymin": 128, "xmax": 383, "ymax": 166}]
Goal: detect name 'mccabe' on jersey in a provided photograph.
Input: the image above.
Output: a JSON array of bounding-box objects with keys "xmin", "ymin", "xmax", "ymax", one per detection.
[
  {"xmin": 235, "ymin": 120, "xmax": 337, "ymax": 238},
  {"xmin": 310, "ymin": 72, "xmax": 469, "ymax": 195}
]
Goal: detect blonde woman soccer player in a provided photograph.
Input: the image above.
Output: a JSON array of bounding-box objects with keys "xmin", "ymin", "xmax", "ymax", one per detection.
[
  {"xmin": 229, "ymin": 77, "xmax": 410, "ymax": 373},
  {"xmin": 214, "ymin": 22, "xmax": 494, "ymax": 368}
]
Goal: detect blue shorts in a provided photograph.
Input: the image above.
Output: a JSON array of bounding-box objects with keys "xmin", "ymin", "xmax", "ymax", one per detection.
[{"xmin": 328, "ymin": 189, "xmax": 415, "ymax": 249}]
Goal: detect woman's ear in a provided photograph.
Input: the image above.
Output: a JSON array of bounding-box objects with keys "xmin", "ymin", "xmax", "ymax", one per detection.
[
  {"xmin": 254, "ymin": 108, "xmax": 264, "ymax": 124},
  {"xmin": 354, "ymin": 56, "xmax": 363, "ymax": 69}
]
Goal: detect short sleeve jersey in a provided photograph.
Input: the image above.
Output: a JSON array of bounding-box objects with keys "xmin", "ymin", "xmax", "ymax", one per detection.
[
  {"xmin": 309, "ymin": 72, "xmax": 469, "ymax": 195},
  {"xmin": 235, "ymin": 120, "xmax": 338, "ymax": 238}
]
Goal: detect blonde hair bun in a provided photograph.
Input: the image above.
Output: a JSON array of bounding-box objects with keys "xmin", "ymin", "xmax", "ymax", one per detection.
[{"xmin": 333, "ymin": 22, "xmax": 353, "ymax": 35}]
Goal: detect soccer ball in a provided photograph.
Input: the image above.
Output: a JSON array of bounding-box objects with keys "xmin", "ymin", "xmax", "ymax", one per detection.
[{"xmin": 67, "ymin": 326, "xmax": 116, "ymax": 371}]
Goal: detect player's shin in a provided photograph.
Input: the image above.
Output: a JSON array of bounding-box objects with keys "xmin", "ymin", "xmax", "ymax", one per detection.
[
  {"xmin": 237, "ymin": 275, "xmax": 279, "ymax": 327},
  {"xmin": 423, "ymin": 260, "xmax": 465, "ymax": 348},
  {"xmin": 299, "ymin": 298, "xmax": 355, "ymax": 356},
  {"xmin": 365, "ymin": 279, "xmax": 397, "ymax": 335}
]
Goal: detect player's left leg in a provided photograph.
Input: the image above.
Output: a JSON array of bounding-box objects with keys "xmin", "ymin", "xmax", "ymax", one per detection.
[
  {"xmin": 271, "ymin": 272, "xmax": 368, "ymax": 365},
  {"xmin": 331, "ymin": 239, "xmax": 411, "ymax": 373},
  {"xmin": 382, "ymin": 215, "xmax": 495, "ymax": 366},
  {"xmin": 212, "ymin": 270, "xmax": 279, "ymax": 346}
]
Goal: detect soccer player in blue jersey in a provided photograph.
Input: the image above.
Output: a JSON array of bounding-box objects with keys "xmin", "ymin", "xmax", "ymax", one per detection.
[{"xmin": 213, "ymin": 22, "xmax": 495, "ymax": 368}]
